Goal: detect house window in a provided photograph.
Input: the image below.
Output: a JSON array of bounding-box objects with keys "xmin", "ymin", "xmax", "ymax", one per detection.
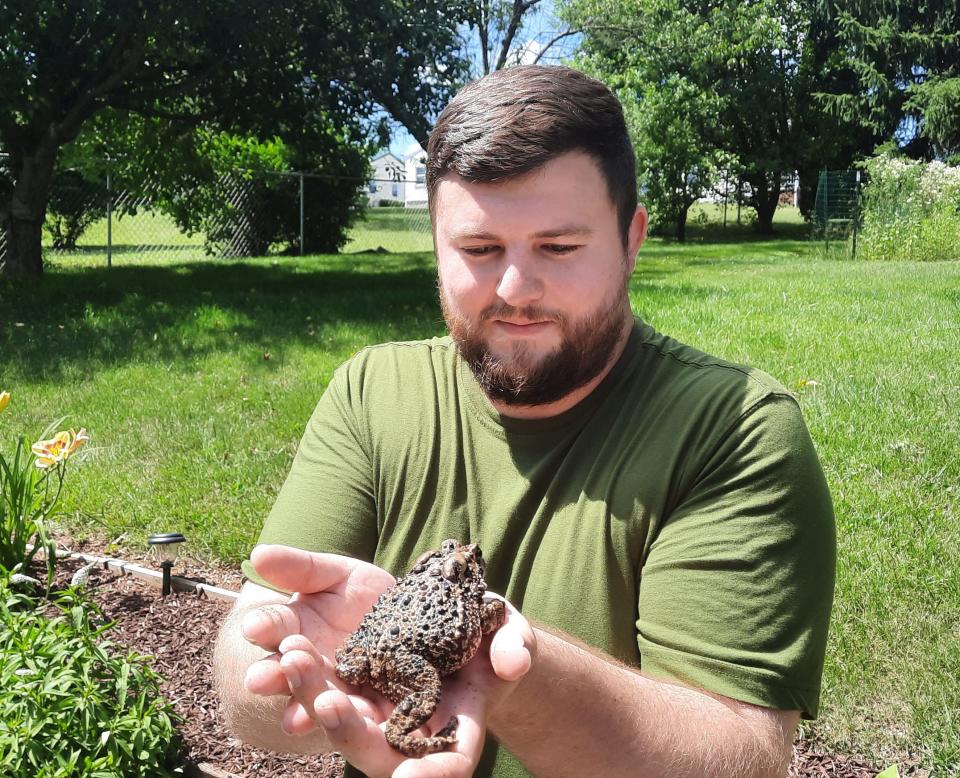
[
  {"xmin": 416, "ymin": 165, "xmax": 426, "ymax": 185},
  {"xmin": 392, "ymin": 182, "xmax": 399, "ymax": 198},
  {"xmin": 368, "ymin": 181, "xmax": 378, "ymax": 194}
]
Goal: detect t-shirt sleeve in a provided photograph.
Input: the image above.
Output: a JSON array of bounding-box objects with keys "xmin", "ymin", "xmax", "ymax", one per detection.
[
  {"xmin": 636, "ymin": 393, "xmax": 835, "ymax": 718},
  {"xmin": 240, "ymin": 364, "xmax": 378, "ymax": 590}
]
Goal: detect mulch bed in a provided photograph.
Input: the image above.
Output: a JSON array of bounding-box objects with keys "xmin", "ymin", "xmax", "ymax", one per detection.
[{"xmin": 31, "ymin": 544, "xmax": 918, "ymax": 778}]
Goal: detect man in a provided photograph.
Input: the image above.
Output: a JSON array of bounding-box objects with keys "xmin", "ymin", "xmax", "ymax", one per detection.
[{"xmin": 214, "ymin": 65, "xmax": 835, "ymax": 778}]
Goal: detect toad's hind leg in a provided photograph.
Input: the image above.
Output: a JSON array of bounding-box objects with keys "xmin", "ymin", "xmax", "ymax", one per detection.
[{"xmin": 384, "ymin": 650, "xmax": 458, "ymax": 758}]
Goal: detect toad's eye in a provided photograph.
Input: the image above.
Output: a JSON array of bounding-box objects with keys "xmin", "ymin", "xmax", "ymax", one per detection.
[
  {"xmin": 441, "ymin": 553, "xmax": 467, "ymax": 581},
  {"xmin": 413, "ymin": 549, "xmax": 437, "ymax": 568}
]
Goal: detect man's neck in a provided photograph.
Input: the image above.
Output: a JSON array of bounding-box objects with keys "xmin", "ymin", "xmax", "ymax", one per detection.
[{"xmin": 488, "ymin": 312, "xmax": 635, "ymax": 420}]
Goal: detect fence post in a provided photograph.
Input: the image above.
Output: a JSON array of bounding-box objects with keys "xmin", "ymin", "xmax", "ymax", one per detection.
[
  {"xmin": 106, "ymin": 166, "xmax": 113, "ymax": 269},
  {"xmin": 822, "ymin": 169, "xmax": 829, "ymax": 254},
  {"xmin": 722, "ymin": 170, "xmax": 728, "ymax": 228},
  {"xmin": 851, "ymin": 170, "xmax": 861, "ymax": 260},
  {"xmin": 299, "ymin": 172, "xmax": 305, "ymax": 256}
]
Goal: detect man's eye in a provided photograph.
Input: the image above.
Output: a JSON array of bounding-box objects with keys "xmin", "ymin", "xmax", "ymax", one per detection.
[
  {"xmin": 544, "ymin": 244, "xmax": 579, "ymax": 255},
  {"xmin": 462, "ymin": 245, "xmax": 498, "ymax": 256}
]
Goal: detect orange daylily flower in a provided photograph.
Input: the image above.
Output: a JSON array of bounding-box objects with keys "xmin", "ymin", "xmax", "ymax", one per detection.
[
  {"xmin": 32, "ymin": 428, "xmax": 90, "ymax": 469},
  {"xmin": 67, "ymin": 427, "xmax": 90, "ymax": 456}
]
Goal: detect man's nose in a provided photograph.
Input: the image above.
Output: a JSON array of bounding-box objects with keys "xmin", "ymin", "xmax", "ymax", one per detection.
[{"xmin": 496, "ymin": 254, "xmax": 543, "ymax": 307}]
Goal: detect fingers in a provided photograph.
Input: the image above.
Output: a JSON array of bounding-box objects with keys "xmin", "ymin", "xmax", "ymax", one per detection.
[
  {"xmin": 241, "ymin": 602, "xmax": 303, "ymax": 651},
  {"xmin": 278, "ymin": 635, "xmax": 339, "ymax": 735},
  {"xmin": 307, "ymin": 688, "xmax": 481, "ymax": 778},
  {"xmin": 244, "ymin": 653, "xmax": 290, "ymax": 696},
  {"xmin": 250, "ymin": 544, "xmax": 362, "ymax": 595},
  {"xmin": 278, "ymin": 634, "xmax": 383, "ymax": 735},
  {"xmin": 313, "ymin": 689, "xmax": 406, "ymax": 776}
]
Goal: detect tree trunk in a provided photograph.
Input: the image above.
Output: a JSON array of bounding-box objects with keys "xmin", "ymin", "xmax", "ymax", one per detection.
[
  {"xmin": 749, "ymin": 171, "xmax": 781, "ymax": 235},
  {"xmin": 4, "ymin": 216, "xmax": 45, "ymax": 276},
  {"xmin": 796, "ymin": 167, "xmax": 819, "ymax": 220},
  {"xmin": 1, "ymin": 143, "xmax": 59, "ymax": 277},
  {"xmin": 675, "ymin": 206, "xmax": 688, "ymax": 242}
]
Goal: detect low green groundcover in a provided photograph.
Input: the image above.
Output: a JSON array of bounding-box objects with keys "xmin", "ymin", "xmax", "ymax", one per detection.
[{"xmin": 0, "ymin": 575, "xmax": 182, "ymax": 777}]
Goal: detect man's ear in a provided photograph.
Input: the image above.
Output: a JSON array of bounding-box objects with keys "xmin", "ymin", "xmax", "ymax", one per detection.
[{"xmin": 627, "ymin": 205, "xmax": 648, "ymax": 272}]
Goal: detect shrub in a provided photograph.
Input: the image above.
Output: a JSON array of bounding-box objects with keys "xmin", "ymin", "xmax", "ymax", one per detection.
[
  {"xmin": 44, "ymin": 169, "xmax": 108, "ymax": 251},
  {"xmin": 858, "ymin": 154, "xmax": 960, "ymax": 261},
  {"xmin": 0, "ymin": 577, "xmax": 182, "ymax": 776}
]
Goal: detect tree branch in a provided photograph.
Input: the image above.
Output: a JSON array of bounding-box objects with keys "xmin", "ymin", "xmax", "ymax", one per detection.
[
  {"xmin": 480, "ymin": 0, "xmax": 491, "ymax": 75},
  {"xmin": 495, "ymin": 0, "xmax": 542, "ymax": 71},
  {"xmin": 532, "ymin": 29, "xmax": 581, "ymax": 65},
  {"xmin": 55, "ymin": 29, "xmax": 147, "ymax": 144}
]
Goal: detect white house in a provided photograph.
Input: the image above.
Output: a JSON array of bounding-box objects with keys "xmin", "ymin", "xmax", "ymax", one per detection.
[
  {"xmin": 402, "ymin": 143, "xmax": 428, "ymax": 208},
  {"xmin": 367, "ymin": 152, "xmax": 406, "ymax": 205}
]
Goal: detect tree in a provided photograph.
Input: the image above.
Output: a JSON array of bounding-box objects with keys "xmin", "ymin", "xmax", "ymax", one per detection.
[
  {"xmin": 0, "ymin": 1, "xmax": 596, "ymax": 275},
  {"xmin": 563, "ymin": 0, "xmax": 867, "ymax": 234},
  {"xmin": 819, "ymin": 0, "xmax": 960, "ymax": 160},
  {"xmin": 296, "ymin": 0, "xmax": 474, "ymax": 151},
  {"xmin": 628, "ymin": 79, "xmax": 732, "ymax": 241},
  {"xmin": 306, "ymin": 1, "xmax": 574, "ymax": 150},
  {"xmin": 0, "ymin": 0, "xmax": 361, "ymax": 276},
  {"xmin": 568, "ymin": 0, "xmax": 734, "ymax": 240},
  {"xmin": 73, "ymin": 105, "xmax": 374, "ymax": 257}
]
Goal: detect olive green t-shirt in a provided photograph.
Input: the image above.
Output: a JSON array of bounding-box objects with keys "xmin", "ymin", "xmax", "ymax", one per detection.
[{"xmin": 242, "ymin": 318, "xmax": 836, "ymax": 776}]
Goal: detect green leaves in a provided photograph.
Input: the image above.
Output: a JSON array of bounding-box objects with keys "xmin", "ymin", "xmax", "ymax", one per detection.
[
  {"xmin": 822, "ymin": 0, "xmax": 960, "ymax": 157},
  {"xmin": 0, "ymin": 433, "xmax": 55, "ymax": 586},
  {"xmin": 0, "ymin": 577, "xmax": 182, "ymax": 777}
]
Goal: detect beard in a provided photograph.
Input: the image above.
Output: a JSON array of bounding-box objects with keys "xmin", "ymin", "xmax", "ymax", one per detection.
[{"xmin": 441, "ymin": 274, "xmax": 631, "ymax": 407}]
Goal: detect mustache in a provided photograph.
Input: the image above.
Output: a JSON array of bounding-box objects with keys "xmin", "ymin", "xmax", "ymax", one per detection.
[{"xmin": 480, "ymin": 303, "xmax": 566, "ymax": 324}]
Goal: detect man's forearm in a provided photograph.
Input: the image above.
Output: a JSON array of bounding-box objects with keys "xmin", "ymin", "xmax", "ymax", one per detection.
[
  {"xmin": 213, "ymin": 603, "xmax": 332, "ymax": 755},
  {"xmin": 489, "ymin": 626, "xmax": 796, "ymax": 778}
]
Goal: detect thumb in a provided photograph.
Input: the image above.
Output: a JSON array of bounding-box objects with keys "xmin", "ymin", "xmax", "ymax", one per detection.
[
  {"xmin": 489, "ymin": 602, "xmax": 535, "ymax": 683},
  {"xmin": 250, "ymin": 544, "xmax": 357, "ymax": 594}
]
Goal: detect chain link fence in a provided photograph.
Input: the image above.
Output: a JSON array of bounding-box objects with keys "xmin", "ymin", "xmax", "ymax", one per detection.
[
  {"xmin": 814, "ymin": 169, "xmax": 863, "ymax": 257},
  {"xmin": 0, "ymin": 155, "xmax": 434, "ymax": 267}
]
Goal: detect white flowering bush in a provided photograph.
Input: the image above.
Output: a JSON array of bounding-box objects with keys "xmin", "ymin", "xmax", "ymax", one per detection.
[{"xmin": 858, "ymin": 154, "xmax": 960, "ymax": 262}]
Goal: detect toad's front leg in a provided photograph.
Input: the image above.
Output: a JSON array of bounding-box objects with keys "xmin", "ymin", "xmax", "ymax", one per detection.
[
  {"xmin": 382, "ymin": 649, "xmax": 458, "ymax": 758},
  {"xmin": 481, "ymin": 598, "xmax": 506, "ymax": 635}
]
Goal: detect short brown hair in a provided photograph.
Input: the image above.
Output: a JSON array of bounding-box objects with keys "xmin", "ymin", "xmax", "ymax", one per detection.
[{"xmin": 427, "ymin": 65, "xmax": 637, "ymax": 243}]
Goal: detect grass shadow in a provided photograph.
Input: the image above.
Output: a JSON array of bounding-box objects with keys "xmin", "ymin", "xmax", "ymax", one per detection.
[{"xmin": 1, "ymin": 254, "xmax": 443, "ymax": 381}]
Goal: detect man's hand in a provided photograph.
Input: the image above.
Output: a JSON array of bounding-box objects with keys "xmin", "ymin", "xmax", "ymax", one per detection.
[{"xmin": 241, "ymin": 544, "xmax": 535, "ymax": 778}]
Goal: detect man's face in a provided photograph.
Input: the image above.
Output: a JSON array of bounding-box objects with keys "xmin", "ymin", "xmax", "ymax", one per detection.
[{"xmin": 433, "ymin": 152, "xmax": 646, "ymax": 407}]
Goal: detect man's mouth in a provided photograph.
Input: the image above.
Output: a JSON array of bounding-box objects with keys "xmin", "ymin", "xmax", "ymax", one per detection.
[{"xmin": 492, "ymin": 319, "xmax": 555, "ymax": 336}]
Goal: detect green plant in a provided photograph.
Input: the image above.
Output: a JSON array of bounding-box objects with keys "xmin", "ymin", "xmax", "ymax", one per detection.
[
  {"xmin": 0, "ymin": 390, "xmax": 89, "ymax": 589},
  {"xmin": 44, "ymin": 168, "xmax": 108, "ymax": 251},
  {"xmin": 0, "ymin": 574, "xmax": 182, "ymax": 776},
  {"xmin": 857, "ymin": 153, "xmax": 960, "ymax": 261}
]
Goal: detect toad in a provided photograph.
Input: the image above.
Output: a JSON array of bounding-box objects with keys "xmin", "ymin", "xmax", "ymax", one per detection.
[{"xmin": 334, "ymin": 539, "xmax": 505, "ymax": 757}]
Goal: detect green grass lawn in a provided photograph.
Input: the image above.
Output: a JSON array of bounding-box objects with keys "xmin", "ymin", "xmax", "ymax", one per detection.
[
  {"xmin": 343, "ymin": 206, "xmax": 434, "ymax": 253},
  {"xmin": 2, "ymin": 222, "xmax": 958, "ymax": 773}
]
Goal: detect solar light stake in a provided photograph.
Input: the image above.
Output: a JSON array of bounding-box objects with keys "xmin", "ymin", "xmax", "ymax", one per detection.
[
  {"xmin": 160, "ymin": 559, "xmax": 173, "ymax": 595},
  {"xmin": 147, "ymin": 533, "xmax": 186, "ymax": 597}
]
